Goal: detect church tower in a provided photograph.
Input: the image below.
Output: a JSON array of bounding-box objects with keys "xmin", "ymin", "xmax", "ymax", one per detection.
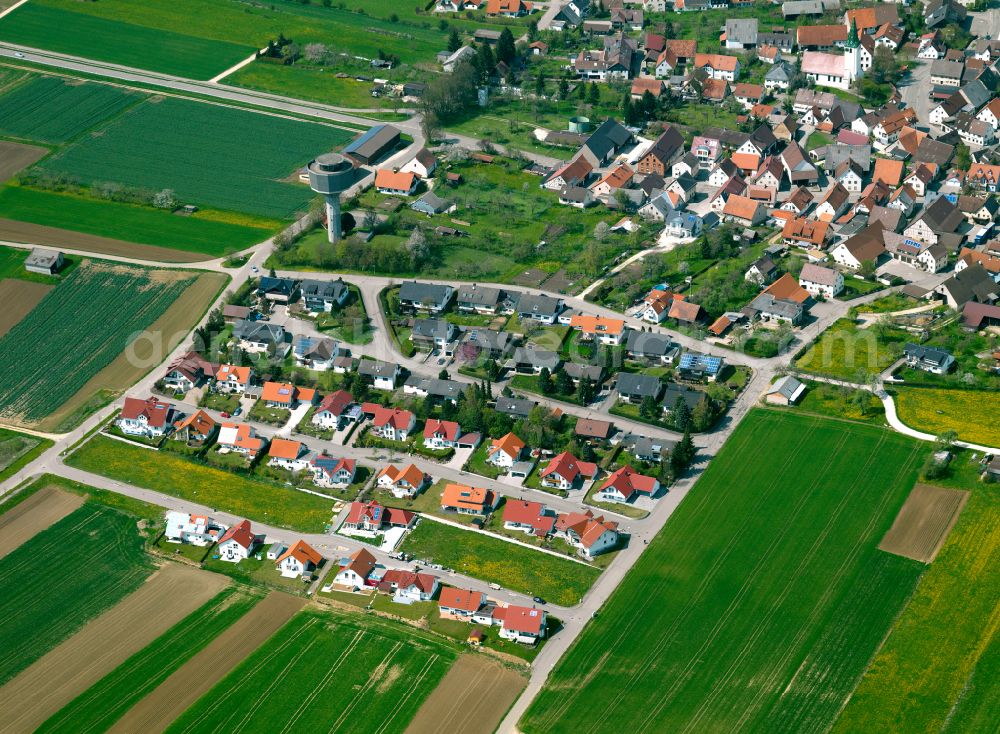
[{"xmin": 844, "ymin": 18, "xmax": 861, "ymax": 83}]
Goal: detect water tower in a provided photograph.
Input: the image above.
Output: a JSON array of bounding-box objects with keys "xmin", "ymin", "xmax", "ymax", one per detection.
[{"xmin": 307, "ymin": 152, "xmax": 355, "ymax": 243}]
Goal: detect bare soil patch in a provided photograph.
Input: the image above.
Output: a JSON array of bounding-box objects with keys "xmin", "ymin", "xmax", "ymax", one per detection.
[
  {"xmin": 108, "ymin": 591, "xmax": 305, "ymax": 734},
  {"xmin": 0, "ymin": 486, "xmax": 82, "ymax": 559},
  {"xmin": 0, "ymin": 141, "xmax": 47, "ymax": 181},
  {"xmin": 0, "ymin": 218, "xmax": 209, "ymax": 263},
  {"xmin": 37, "ymin": 271, "xmax": 226, "ymax": 432},
  {"xmin": 879, "ymin": 483, "xmax": 969, "ymax": 563},
  {"xmin": 0, "ymin": 563, "xmax": 226, "ymax": 734},
  {"xmin": 405, "ymin": 654, "xmax": 527, "ymax": 734},
  {"xmin": 0, "ymin": 278, "xmax": 51, "ymax": 337}
]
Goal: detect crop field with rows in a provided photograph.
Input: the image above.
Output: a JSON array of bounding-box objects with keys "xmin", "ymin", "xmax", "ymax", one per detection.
[
  {"xmin": 0, "ymin": 263, "xmax": 194, "ymax": 425},
  {"xmin": 0, "ymin": 502, "xmax": 153, "ymax": 686},
  {"xmin": 38, "ymin": 97, "xmax": 352, "ymax": 219},
  {"xmin": 0, "ymin": 75, "xmax": 139, "ymax": 144}
]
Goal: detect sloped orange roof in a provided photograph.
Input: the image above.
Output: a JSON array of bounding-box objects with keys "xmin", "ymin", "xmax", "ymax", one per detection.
[
  {"xmin": 764, "ymin": 273, "xmax": 810, "ymax": 304},
  {"xmin": 730, "ymin": 152, "xmax": 760, "ymax": 173},
  {"xmin": 441, "ymin": 483, "xmax": 495, "ymax": 511},
  {"xmin": 377, "ymin": 462, "xmax": 426, "ymax": 487},
  {"xmin": 277, "ymin": 539, "xmax": 322, "ymax": 567},
  {"xmin": 174, "ymin": 409, "xmax": 216, "ymax": 435},
  {"xmin": 872, "ymin": 158, "xmax": 904, "ymax": 187},
  {"xmin": 488, "ymin": 432, "xmax": 525, "ymax": 458},
  {"xmin": 723, "ymin": 194, "xmax": 762, "ymax": 220},
  {"xmin": 569, "ymin": 314, "xmax": 626, "ymax": 335},
  {"xmin": 375, "ymin": 168, "xmax": 416, "ymax": 191},
  {"xmin": 268, "ymin": 438, "xmax": 303, "ymax": 461},
  {"xmin": 695, "ymin": 53, "xmax": 739, "ymax": 71},
  {"xmin": 216, "ymin": 364, "xmax": 251, "ymax": 383},
  {"xmin": 262, "ymin": 381, "xmax": 295, "ymax": 405}
]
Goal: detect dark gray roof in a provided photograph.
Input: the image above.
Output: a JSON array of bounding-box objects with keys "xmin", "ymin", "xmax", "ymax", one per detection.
[
  {"xmin": 233, "ymin": 319, "xmax": 284, "ymax": 344},
  {"xmin": 904, "ymin": 343, "xmax": 952, "ymax": 365},
  {"xmin": 411, "ymin": 191, "xmax": 453, "ymax": 214},
  {"xmin": 399, "ymin": 281, "xmax": 453, "ymax": 305},
  {"xmin": 516, "ymin": 293, "xmax": 563, "ymax": 317},
  {"xmin": 457, "ymin": 284, "xmax": 503, "ymax": 308},
  {"xmin": 343, "ymin": 124, "xmax": 400, "ymax": 159},
  {"xmin": 917, "ymin": 197, "xmax": 963, "ymax": 234},
  {"xmin": 257, "ymin": 276, "xmax": 296, "ymax": 298},
  {"xmin": 620, "ymin": 432, "xmax": 675, "ymax": 458},
  {"xmin": 412, "ymin": 318, "xmax": 457, "ymax": 340},
  {"xmin": 661, "ymin": 383, "xmax": 704, "ymax": 410},
  {"xmin": 938, "ymin": 264, "xmax": 999, "ymax": 307},
  {"xmin": 301, "ymin": 278, "xmax": 347, "ymax": 301},
  {"xmin": 358, "ymin": 359, "xmax": 398, "ymax": 378},
  {"xmin": 616, "ymin": 372, "xmax": 662, "ymax": 398},
  {"xmin": 465, "ymin": 328, "xmax": 511, "ymax": 352},
  {"xmin": 564, "ymin": 362, "xmax": 605, "ymax": 381},
  {"xmin": 584, "ymin": 118, "xmax": 633, "ymax": 161},
  {"xmin": 495, "ymin": 395, "xmax": 535, "ymax": 417},
  {"xmin": 625, "ymin": 331, "xmax": 678, "ymax": 357},
  {"xmin": 511, "ymin": 347, "xmax": 561, "ymax": 370}
]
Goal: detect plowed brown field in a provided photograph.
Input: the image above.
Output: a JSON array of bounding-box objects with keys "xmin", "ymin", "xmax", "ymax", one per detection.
[
  {"xmin": 0, "ymin": 563, "xmax": 227, "ymax": 733},
  {"xmin": 0, "ymin": 278, "xmax": 51, "ymax": 337},
  {"xmin": 879, "ymin": 483, "xmax": 969, "ymax": 563},
  {"xmin": 0, "ymin": 486, "xmax": 82, "ymax": 558},
  {"xmin": 0, "ymin": 141, "xmax": 47, "ymax": 181},
  {"xmin": 107, "ymin": 591, "xmax": 306, "ymax": 734},
  {"xmin": 405, "ymin": 654, "xmax": 527, "ymax": 734}
]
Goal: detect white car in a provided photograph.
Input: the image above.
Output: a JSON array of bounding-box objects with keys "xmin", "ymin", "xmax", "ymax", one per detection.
[{"xmin": 14, "ymin": 52, "xmax": 25, "ymax": 59}]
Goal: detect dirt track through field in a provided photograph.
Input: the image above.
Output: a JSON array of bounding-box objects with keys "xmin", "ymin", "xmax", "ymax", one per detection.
[
  {"xmin": 107, "ymin": 591, "xmax": 306, "ymax": 734},
  {"xmin": 0, "ymin": 563, "xmax": 226, "ymax": 734},
  {"xmin": 879, "ymin": 483, "xmax": 969, "ymax": 563},
  {"xmin": 0, "ymin": 141, "xmax": 47, "ymax": 181},
  {"xmin": 0, "ymin": 486, "xmax": 82, "ymax": 558},
  {"xmin": 0, "ymin": 278, "xmax": 51, "ymax": 337},
  {"xmin": 404, "ymin": 654, "xmax": 527, "ymax": 734},
  {"xmin": 0, "ymin": 219, "xmax": 210, "ymax": 263}
]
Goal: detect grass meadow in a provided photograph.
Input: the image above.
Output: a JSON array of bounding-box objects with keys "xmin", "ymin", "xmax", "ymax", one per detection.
[
  {"xmin": 0, "ymin": 263, "xmax": 194, "ymax": 425},
  {"xmin": 0, "ymin": 75, "xmax": 140, "ymax": 143},
  {"xmin": 893, "ymin": 387, "xmax": 1000, "ymax": 448},
  {"xmin": 0, "ymin": 1, "xmax": 256, "ymax": 79},
  {"xmin": 795, "ymin": 318, "xmax": 906, "ymax": 381},
  {"xmin": 36, "ymin": 587, "xmax": 263, "ymax": 734},
  {"xmin": 400, "ymin": 519, "xmax": 600, "ymax": 607},
  {"xmin": 0, "ymin": 503, "xmax": 153, "ymax": 686},
  {"xmin": 520, "ymin": 410, "xmax": 926, "ymax": 734},
  {"xmin": 66, "ymin": 435, "xmax": 336, "ymax": 532},
  {"xmin": 0, "ymin": 186, "xmax": 275, "ymax": 256},
  {"xmin": 834, "ymin": 452, "xmax": 1000, "ymax": 733},
  {"xmin": 0, "ymin": 427, "xmax": 52, "ymax": 483},
  {"xmin": 164, "ymin": 609, "xmax": 458, "ymax": 734},
  {"xmin": 38, "ymin": 97, "xmax": 351, "ymax": 219}
]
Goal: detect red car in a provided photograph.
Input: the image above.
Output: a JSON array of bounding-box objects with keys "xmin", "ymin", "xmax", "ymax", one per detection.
[{"xmin": 220, "ymin": 411, "xmax": 231, "ymax": 418}]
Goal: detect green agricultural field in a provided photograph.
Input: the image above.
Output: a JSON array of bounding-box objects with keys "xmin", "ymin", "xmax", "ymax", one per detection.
[
  {"xmin": 520, "ymin": 410, "xmax": 926, "ymax": 734},
  {"xmin": 228, "ymin": 62, "xmax": 405, "ymax": 110},
  {"xmin": 0, "ymin": 187, "xmax": 275, "ymax": 257},
  {"xmin": 795, "ymin": 318, "xmax": 906, "ymax": 380},
  {"xmin": 400, "ymin": 519, "xmax": 600, "ymax": 607},
  {"xmin": 0, "ymin": 263, "xmax": 194, "ymax": 424},
  {"xmin": 66, "ymin": 435, "xmax": 336, "ymax": 532},
  {"xmin": 39, "ymin": 97, "xmax": 352, "ymax": 219},
  {"xmin": 165, "ymin": 609, "xmax": 457, "ymax": 734},
  {"xmin": 37, "ymin": 587, "xmax": 263, "ymax": 734},
  {"xmin": 0, "ymin": 503, "xmax": 153, "ymax": 686},
  {"xmin": 833, "ymin": 453, "xmax": 999, "ymax": 734},
  {"xmin": 0, "ymin": 75, "xmax": 139, "ymax": 143},
  {"xmin": 0, "ymin": 427, "xmax": 52, "ymax": 483},
  {"xmin": 0, "ymin": 2, "xmax": 256, "ymax": 79}
]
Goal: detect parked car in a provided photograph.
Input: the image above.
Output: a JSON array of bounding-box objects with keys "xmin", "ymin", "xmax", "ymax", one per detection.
[
  {"xmin": 220, "ymin": 411, "xmax": 231, "ymax": 418},
  {"xmin": 532, "ymin": 596, "xmax": 546, "ymax": 605},
  {"xmin": 233, "ymin": 407, "xmax": 243, "ymax": 416}
]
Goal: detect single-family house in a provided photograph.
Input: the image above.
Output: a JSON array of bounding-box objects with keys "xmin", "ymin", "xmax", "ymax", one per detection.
[
  {"xmin": 903, "ymin": 343, "xmax": 955, "ymax": 374},
  {"xmin": 217, "ymin": 422, "xmax": 266, "ymax": 459},
  {"xmin": 798, "ymin": 262, "xmax": 844, "ymax": 298},
  {"xmin": 487, "ymin": 432, "xmax": 526, "ymax": 469},
  {"xmin": 310, "ymin": 454, "xmax": 356, "ymax": 487},
  {"xmin": 597, "ymin": 465, "xmax": 659, "ymax": 503},
  {"xmin": 164, "ymin": 511, "xmax": 226, "ymax": 546},
  {"xmin": 216, "ymin": 519, "xmax": 259, "ymax": 562},
  {"xmin": 332, "ymin": 548, "xmax": 375, "ymax": 587},
  {"xmin": 215, "ymin": 364, "xmax": 252, "ymax": 394},
  {"xmin": 276, "ymin": 539, "xmax": 323, "ymax": 579},
  {"xmin": 118, "ymin": 396, "xmax": 173, "ymax": 438},
  {"xmin": 539, "ymin": 452, "xmax": 598, "ymax": 490},
  {"xmin": 267, "ymin": 438, "xmax": 310, "ymax": 472},
  {"xmin": 376, "ymin": 463, "xmax": 429, "ymax": 498},
  {"xmin": 440, "ymin": 483, "xmax": 499, "ymax": 515},
  {"xmin": 358, "ymin": 359, "xmax": 402, "ymax": 391},
  {"xmin": 365, "ymin": 404, "xmax": 416, "ymax": 441}
]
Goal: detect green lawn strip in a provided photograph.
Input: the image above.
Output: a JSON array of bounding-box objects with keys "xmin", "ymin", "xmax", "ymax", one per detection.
[
  {"xmin": 400, "ymin": 518, "xmax": 599, "ymax": 607},
  {"xmin": 226, "ymin": 63, "xmax": 406, "ymax": 111},
  {"xmin": 36, "ymin": 587, "xmax": 264, "ymax": 734},
  {"xmin": 0, "ymin": 427, "xmax": 52, "ymax": 483},
  {"xmin": 0, "ymin": 502, "xmax": 155, "ymax": 686},
  {"xmin": 833, "ymin": 452, "xmax": 1000, "ymax": 734},
  {"xmin": 38, "ymin": 96, "xmax": 352, "ymax": 220},
  {"xmin": 0, "ymin": 186, "xmax": 274, "ymax": 256},
  {"xmin": 66, "ymin": 435, "xmax": 336, "ymax": 532},
  {"xmin": 164, "ymin": 608, "xmax": 459, "ymax": 734},
  {"xmin": 0, "ymin": 244, "xmax": 63, "ymax": 285},
  {"xmin": 786, "ymin": 380, "xmax": 886, "ymax": 426},
  {"xmin": 0, "ymin": 2, "xmax": 256, "ymax": 79},
  {"xmin": 202, "ymin": 555, "xmax": 316, "ymax": 594},
  {"xmin": 509, "ymin": 375, "xmax": 584, "ymax": 406},
  {"xmin": 520, "ymin": 410, "xmax": 926, "ymax": 734}
]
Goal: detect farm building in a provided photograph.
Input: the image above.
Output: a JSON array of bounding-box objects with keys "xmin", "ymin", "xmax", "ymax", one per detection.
[
  {"xmin": 343, "ymin": 124, "xmax": 401, "ymax": 165},
  {"xmin": 24, "ymin": 247, "xmax": 64, "ymax": 275}
]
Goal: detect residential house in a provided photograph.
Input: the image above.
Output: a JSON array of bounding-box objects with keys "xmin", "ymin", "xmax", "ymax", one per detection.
[
  {"xmin": 164, "ymin": 511, "xmax": 226, "ymax": 546},
  {"xmin": 301, "ymin": 278, "xmax": 349, "ymax": 312},
  {"xmin": 267, "ymin": 438, "xmax": 310, "ymax": 472},
  {"xmin": 233, "ymin": 320, "xmax": 286, "ymax": 355},
  {"xmin": 694, "ymin": 53, "xmax": 741, "ymax": 81},
  {"xmin": 262, "ymin": 381, "xmax": 315, "ymax": 410},
  {"xmin": 636, "ymin": 127, "xmax": 685, "ymax": 176},
  {"xmin": 503, "ymin": 500, "xmax": 556, "ymax": 537},
  {"xmin": 509, "ymin": 346, "xmax": 561, "ymax": 375},
  {"xmin": 439, "ymin": 587, "xmax": 487, "ymax": 619},
  {"xmin": 412, "ymin": 318, "xmax": 459, "ymax": 350},
  {"xmin": 118, "ymin": 396, "xmax": 173, "ymax": 438},
  {"xmin": 815, "ymin": 183, "xmax": 851, "ymax": 222},
  {"xmin": 310, "ymin": 454, "xmax": 356, "ymax": 488},
  {"xmin": 782, "ymin": 218, "xmax": 830, "ymax": 249},
  {"xmin": 575, "ymin": 418, "xmax": 614, "ymax": 442},
  {"xmin": 722, "ymin": 195, "xmax": 766, "ymax": 226},
  {"xmin": 745, "ymin": 255, "xmax": 778, "ymax": 285},
  {"xmin": 616, "ymin": 372, "xmax": 663, "ymax": 404},
  {"xmin": 677, "ymin": 351, "xmax": 724, "ymax": 381},
  {"xmin": 597, "ymin": 466, "xmax": 659, "ymax": 503},
  {"xmin": 903, "ymin": 343, "xmax": 955, "ymax": 374},
  {"xmin": 625, "ymin": 331, "xmax": 680, "ymax": 364},
  {"xmin": 379, "ymin": 569, "xmax": 439, "ymax": 602},
  {"xmin": 358, "ymin": 360, "xmax": 401, "ymax": 390},
  {"xmin": 495, "ymin": 395, "xmax": 535, "ymax": 419},
  {"xmin": 934, "ymin": 264, "xmax": 1000, "ymax": 309},
  {"xmin": 424, "ymin": 419, "xmax": 479, "ymax": 450},
  {"xmin": 440, "ymin": 483, "xmax": 499, "ymax": 515},
  {"xmin": 162, "ymin": 351, "xmax": 214, "ymax": 393},
  {"xmin": 276, "ymin": 540, "xmax": 323, "ymax": 579},
  {"xmin": 559, "ymin": 185, "xmax": 596, "ymax": 208},
  {"xmin": 399, "ymin": 148, "xmax": 437, "ymax": 179},
  {"xmin": 331, "ymin": 547, "xmax": 375, "ymax": 587},
  {"xmin": 799, "ymin": 262, "xmax": 844, "ymax": 298},
  {"xmin": 516, "ymin": 293, "xmax": 563, "ymax": 325},
  {"xmin": 883, "ymin": 232, "xmax": 949, "ymax": 273},
  {"xmin": 257, "ymin": 276, "xmax": 297, "ymax": 304},
  {"xmin": 342, "ymin": 501, "xmax": 415, "ymax": 535},
  {"xmin": 496, "ymin": 605, "xmax": 548, "ymax": 644},
  {"xmin": 543, "ymin": 156, "xmax": 594, "ymax": 191},
  {"xmin": 374, "ymin": 169, "xmax": 418, "ymax": 196},
  {"xmin": 569, "ymin": 315, "xmax": 628, "ymax": 345},
  {"xmin": 376, "ymin": 463, "xmax": 429, "ymax": 498},
  {"xmin": 830, "ymin": 224, "xmax": 886, "ymax": 269},
  {"xmin": 365, "ymin": 404, "xmax": 416, "ymax": 441},
  {"xmin": 487, "ymin": 432, "xmax": 527, "ymax": 469},
  {"xmin": 216, "ymin": 520, "xmax": 259, "ymax": 563},
  {"xmin": 215, "ymin": 364, "xmax": 252, "ymax": 394},
  {"xmin": 456, "ymin": 284, "xmax": 505, "ymax": 313},
  {"xmin": 904, "ymin": 197, "xmax": 964, "ymax": 245},
  {"xmin": 312, "ymin": 390, "xmax": 356, "ymax": 430},
  {"xmin": 217, "ymin": 422, "xmax": 266, "ymax": 459},
  {"xmin": 540, "ymin": 452, "xmax": 598, "ymax": 490},
  {"xmin": 172, "ymin": 409, "xmax": 217, "ymax": 444},
  {"xmin": 292, "ymin": 335, "xmax": 339, "ymax": 371},
  {"xmin": 554, "ymin": 511, "xmax": 619, "ymax": 559},
  {"xmin": 398, "ymin": 281, "xmax": 454, "ymax": 312}
]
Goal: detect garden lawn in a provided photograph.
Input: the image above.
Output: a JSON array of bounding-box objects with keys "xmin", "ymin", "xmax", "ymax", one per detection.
[
  {"xmin": 893, "ymin": 387, "xmax": 1000, "ymax": 448},
  {"xmin": 833, "ymin": 452, "xmax": 999, "ymax": 734},
  {"xmin": 66, "ymin": 435, "xmax": 336, "ymax": 532},
  {"xmin": 0, "ymin": 427, "xmax": 52, "ymax": 483},
  {"xmin": 791, "ymin": 381, "xmax": 885, "ymax": 426},
  {"xmin": 0, "ymin": 187, "xmax": 275, "ymax": 256},
  {"xmin": 520, "ymin": 410, "xmax": 926, "ymax": 734},
  {"xmin": 0, "ymin": 262, "xmax": 195, "ymax": 425},
  {"xmin": 0, "ymin": 1, "xmax": 256, "ymax": 79},
  {"xmin": 0, "ymin": 502, "xmax": 154, "ymax": 686},
  {"xmin": 36, "ymin": 587, "xmax": 263, "ymax": 734},
  {"xmin": 228, "ymin": 63, "xmax": 404, "ymax": 110},
  {"xmin": 164, "ymin": 609, "xmax": 458, "ymax": 734},
  {"xmin": 795, "ymin": 318, "xmax": 905, "ymax": 380},
  {"xmin": 38, "ymin": 97, "xmax": 352, "ymax": 219},
  {"xmin": 400, "ymin": 518, "xmax": 599, "ymax": 606},
  {"xmin": 0, "ymin": 74, "xmax": 140, "ymax": 143}
]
